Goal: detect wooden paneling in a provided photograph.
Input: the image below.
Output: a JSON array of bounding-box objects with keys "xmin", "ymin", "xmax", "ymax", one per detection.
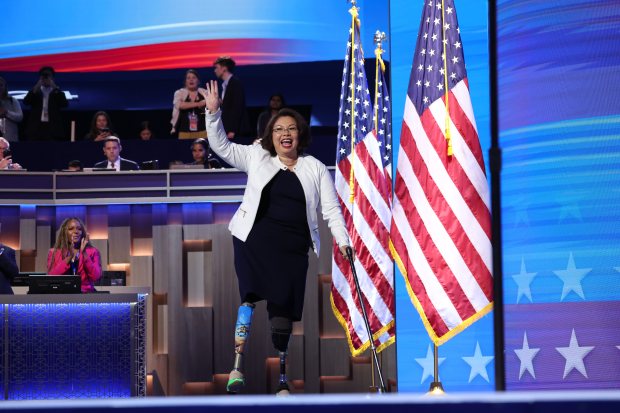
[{"xmin": 0, "ymin": 203, "xmax": 397, "ymax": 395}]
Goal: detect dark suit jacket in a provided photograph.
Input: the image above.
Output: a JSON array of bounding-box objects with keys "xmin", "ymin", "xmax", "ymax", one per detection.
[
  {"xmin": 94, "ymin": 158, "xmax": 140, "ymax": 171},
  {"xmin": 221, "ymin": 75, "xmax": 249, "ymax": 137},
  {"xmin": 23, "ymin": 87, "xmax": 69, "ymax": 140},
  {"xmin": 0, "ymin": 244, "xmax": 18, "ymax": 295}
]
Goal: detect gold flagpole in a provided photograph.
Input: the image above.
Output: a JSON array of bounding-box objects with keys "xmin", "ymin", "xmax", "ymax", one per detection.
[
  {"xmin": 370, "ymin": 30, "xmax": 387, "ymax": 393},
  {"xmin": 440, "ymin": 0, "xmax": 452, "ymax": 156},
  {"xmin": 427, "ymin": 344, "xmax": 445, "ymax": 395},
  {"xmin": 348, "ymin": 1, "xmax": 358, "ymax": 203}
]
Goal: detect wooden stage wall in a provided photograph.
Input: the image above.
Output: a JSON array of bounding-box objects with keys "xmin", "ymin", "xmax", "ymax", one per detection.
[{"xmin": 0, "ymin": 203, "xmax": 396, "ymax": 395}]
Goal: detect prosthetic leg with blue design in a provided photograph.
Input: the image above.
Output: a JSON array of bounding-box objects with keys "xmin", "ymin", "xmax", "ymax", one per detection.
[
  {"xmin": 271, "ymin": 316, "xmax": 293, "ymax": 396},
  {"xmin": 227, "ymin": 302, "xmax": 255, "ymax": 393}
]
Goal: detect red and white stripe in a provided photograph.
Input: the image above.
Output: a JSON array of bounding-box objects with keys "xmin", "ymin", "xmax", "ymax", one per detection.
[
  {"xmin": 331, "ymin": 130, "xmax": 395, "ymax": 355},
  {"xmin": 390, "ymin": 79, "xmax": 493, "ymax": 345}
]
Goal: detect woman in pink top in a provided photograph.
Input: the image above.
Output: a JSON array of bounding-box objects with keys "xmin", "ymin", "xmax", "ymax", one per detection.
[{"xmin": 47, "ymin": 217, "xmax": 102, "ymax": 293}]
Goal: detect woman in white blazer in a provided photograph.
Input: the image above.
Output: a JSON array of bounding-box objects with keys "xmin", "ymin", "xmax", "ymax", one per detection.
[{"xmin": 205, "ymin": 80, "xmax": 351, "ymax": 395}]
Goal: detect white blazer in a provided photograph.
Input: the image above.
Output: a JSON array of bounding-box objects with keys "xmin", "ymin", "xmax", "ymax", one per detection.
[{"xmin": 206, "ymin": 110, "xmax": 349, "ymax": 256}]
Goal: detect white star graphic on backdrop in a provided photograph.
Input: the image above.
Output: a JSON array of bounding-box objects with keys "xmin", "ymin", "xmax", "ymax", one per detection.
[
  {"xmin": 462, "ymin": 342, "xmax": 494, "ymax": 383},
  {"xmin": 556, "ymin": 329, "xmax": 594, "ymax": 379},
  {"xmin": 553, "ymin": 252, "xmax": 591, "ymax": 301},
  {"xmin": 414, "ymin": 344, "xmax": 446, "ymax": 384},
  {"xmin": 512, "ymin": 196, "xmax": 531, "ymax": 227},
  {"xmin": 511, "ymin": 257, "xmax": 537, "ymax": 303},
  {"xmin": 514, "ymin": 332, "xmax": 540, "ymax": 379},
  {"xmin": 557, "ymin": 192, "xmax": 584, "ymax": 223}
]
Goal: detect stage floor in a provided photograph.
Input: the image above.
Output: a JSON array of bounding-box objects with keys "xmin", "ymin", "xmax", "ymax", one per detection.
[{"xmin": 1, "ymin": 390, "xmax": 620, "ymax": 413}]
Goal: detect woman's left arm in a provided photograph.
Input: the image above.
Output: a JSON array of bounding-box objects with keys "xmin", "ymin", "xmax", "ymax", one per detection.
[
  {"xmin": 80, "ymin": 247, "xmax": 102, "ymax": 283},
  {"xmin": 317, "ymin": 163, "xmax": 350, "ymax": 250}
]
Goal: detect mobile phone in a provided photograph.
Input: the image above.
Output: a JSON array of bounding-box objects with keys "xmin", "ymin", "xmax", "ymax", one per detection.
[{"xmin": 2, "ymin": 148, "xmax": 11, "ymax": 158}]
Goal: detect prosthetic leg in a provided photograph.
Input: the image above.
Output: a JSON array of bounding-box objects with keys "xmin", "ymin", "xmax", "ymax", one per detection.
[
  {"xmin": 271, "ymin": 316, "xmax": 293, "ymax": 396},
  {"xmin": 227, "ymin": 302, "xmax": 255, "ymax": 393}
]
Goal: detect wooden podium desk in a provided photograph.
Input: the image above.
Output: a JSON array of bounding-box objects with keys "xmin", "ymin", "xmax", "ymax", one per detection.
[{"xmin": 0, "ymin": 288, "xmax": 149, "ymax": 400}]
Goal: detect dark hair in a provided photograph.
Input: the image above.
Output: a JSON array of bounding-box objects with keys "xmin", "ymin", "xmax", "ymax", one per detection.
[
  {"xmin": 267, "ymin": 93, "xmax": 285, "ymax": 109},
  {"xmin": 140, "ymin": 120, "xmax": 151, "ymax": 131},
  {"xmin": 260, "ymin": 108, "xmax": 311, "ymax": 156},
  {"xmin": 0, "ymin": 77, "xmax": 8, "ymax": 100},
  {"xmin": 67, "ymin": 160, "xmax": 82, "ymax": 170},
  {"xmin": 38, "ymin": 66, "xmax": 55, "ymax": 77},
  {"xmin": 88, "ymin": 111, "xmax": 113, "ymax": 138},
  {"xmin": 214, "ymin": 56, "xmax": 236, "ymax": 73},
  {"xmin": 184, "ymin": 69, "xmax": 200, "ymax": 84},
  {"xmin": 192, "ymin": 137, "xmax": 208, "ymax": 152}
]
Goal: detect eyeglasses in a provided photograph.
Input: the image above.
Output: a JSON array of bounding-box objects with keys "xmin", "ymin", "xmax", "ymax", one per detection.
[{"xmin": 272, "ymin": 126, "xmax": 298, "ymax": 135}]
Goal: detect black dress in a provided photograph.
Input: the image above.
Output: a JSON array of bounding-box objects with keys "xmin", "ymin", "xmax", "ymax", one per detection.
[
  {"xmin": 176, "ymin": 94, "xmax": 206, "ymax": 134},
  {"xmin": 233, "ymin": 169, "xmax": 311, "ymax": 321}
]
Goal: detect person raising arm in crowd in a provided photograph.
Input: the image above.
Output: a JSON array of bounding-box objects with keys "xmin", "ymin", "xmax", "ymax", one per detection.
[
  {"xmin": 23, "ymin": 66, "xmax": 68, "ymax": 141},
  {"xmin": 204, "ymin": 80, "xmax": 351, "ymax": 395},
  {"xmin": 47, "ymin": 217, "xmax": 101, "ymax": 293}
]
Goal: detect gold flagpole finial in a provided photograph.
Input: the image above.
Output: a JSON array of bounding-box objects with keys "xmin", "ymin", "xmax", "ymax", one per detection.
[
  {"xmin": 373, "ymin": 31, "xmax": 387, "ymax": 72},
  {"xmin": 373, "ymin": 30, "xmax": 386, "ymax": 48},
  {"xmin": 348, "ymin": 0, "xmax": 359, "ymax": 22}
]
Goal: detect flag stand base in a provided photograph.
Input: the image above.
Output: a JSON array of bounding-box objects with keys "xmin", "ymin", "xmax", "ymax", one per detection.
[{"xmin": 427, "ymin": 381, "xmax": 445, "ymax": 395}]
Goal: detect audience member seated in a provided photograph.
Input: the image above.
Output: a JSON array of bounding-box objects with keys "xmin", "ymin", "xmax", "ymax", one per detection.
[
  {"xmin": 94, "ymin": 136, "xmax": 140, "ymax": 171},
  {"xmin": 0, "ymin": 242, "xmax": 19, "ymax": 294},
  {"xmin": 139, "ymin": 121, "xmax": 153, "ymax": 140},
  {"xmin": 47, "ymin": 217, "xmax": 101, "ymax": 293},
  {"xmin": 23, "ymin": 66, "xmax": 68, "ymax": 141},
  {"xmin": 84, "ymin": 111, "xmax": 114, "ymax": 141},
  {"xmin": 0, "ymin": 137, "xmax": 22, "ymax": 170},
  {"xmin": 256, "ymin": 94, "xmax": 285, "ymax": 139},
  {"xmin": 66, "ymin": 159, "xmax": 83, "ymax": 171},
  {"xmin": 170, "ymin": 69, "xmax": 207, "ymax": 140},
  {"xmin": 190, "ymin": 138, "xmax": 220, "ymax": 169},
  {"xmin": 0, "ymin": 76, "xmax": 23, "ymax": 142}
]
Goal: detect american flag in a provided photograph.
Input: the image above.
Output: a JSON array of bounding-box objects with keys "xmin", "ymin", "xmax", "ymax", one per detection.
[
  {"xmin": 390, "ymin": 0, "xmax": 493, "ymax": 345},
  {"xmin": 330, "ymin": 7, "xmax": 395, "ymax": 356}
]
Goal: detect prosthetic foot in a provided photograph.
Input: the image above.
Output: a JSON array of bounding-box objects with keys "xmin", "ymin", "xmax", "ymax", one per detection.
[
  {"xmin": 227, "ymin": 302, "xmax": 255, "ymax": 393},
  {"xmin": 275, "ymin": 351, "xmax": 290, "ymax": 396},
  {"xmin": 271, "ymin": 317, "xmax": 292, "ymax": 396}
]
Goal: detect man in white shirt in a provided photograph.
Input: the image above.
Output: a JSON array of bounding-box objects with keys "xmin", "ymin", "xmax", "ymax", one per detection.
[{"xmin": 94, "ymin": 136, "xmax": 139, "ymax": 171}]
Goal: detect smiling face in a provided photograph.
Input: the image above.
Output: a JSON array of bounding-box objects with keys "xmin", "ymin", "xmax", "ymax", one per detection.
[
  {"xmin": 271, "ymin": 116, "xmax": 299, "ymax": 159},
  {"xmin": 66, "ymin": 219, "xmax": 83, "ymax": 247}
]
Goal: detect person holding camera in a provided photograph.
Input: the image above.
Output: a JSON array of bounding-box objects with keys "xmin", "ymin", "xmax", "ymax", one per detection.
[
  {"xmin": 0, "ymin": 137, "xmax": 22, "ymax": 170},
  {"xmin": 84, "ymin": 111, "xmax": 114, "ymax": 141},
  {"xmin": 0, "ymin": 76, "xmax": 23, "ymax": 142},
  {"xmin": 23, "ymin": 66, "xmax": 68, "ymax": 141}
]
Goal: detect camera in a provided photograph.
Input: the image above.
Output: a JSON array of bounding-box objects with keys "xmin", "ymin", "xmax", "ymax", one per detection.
[
  {"xmin": 100, "ymin": 128, "xmax": 110, "ymax": 133},
  {"xmin": 2, "ymin": 148, "xmax": 11, "ymax": 158}
]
